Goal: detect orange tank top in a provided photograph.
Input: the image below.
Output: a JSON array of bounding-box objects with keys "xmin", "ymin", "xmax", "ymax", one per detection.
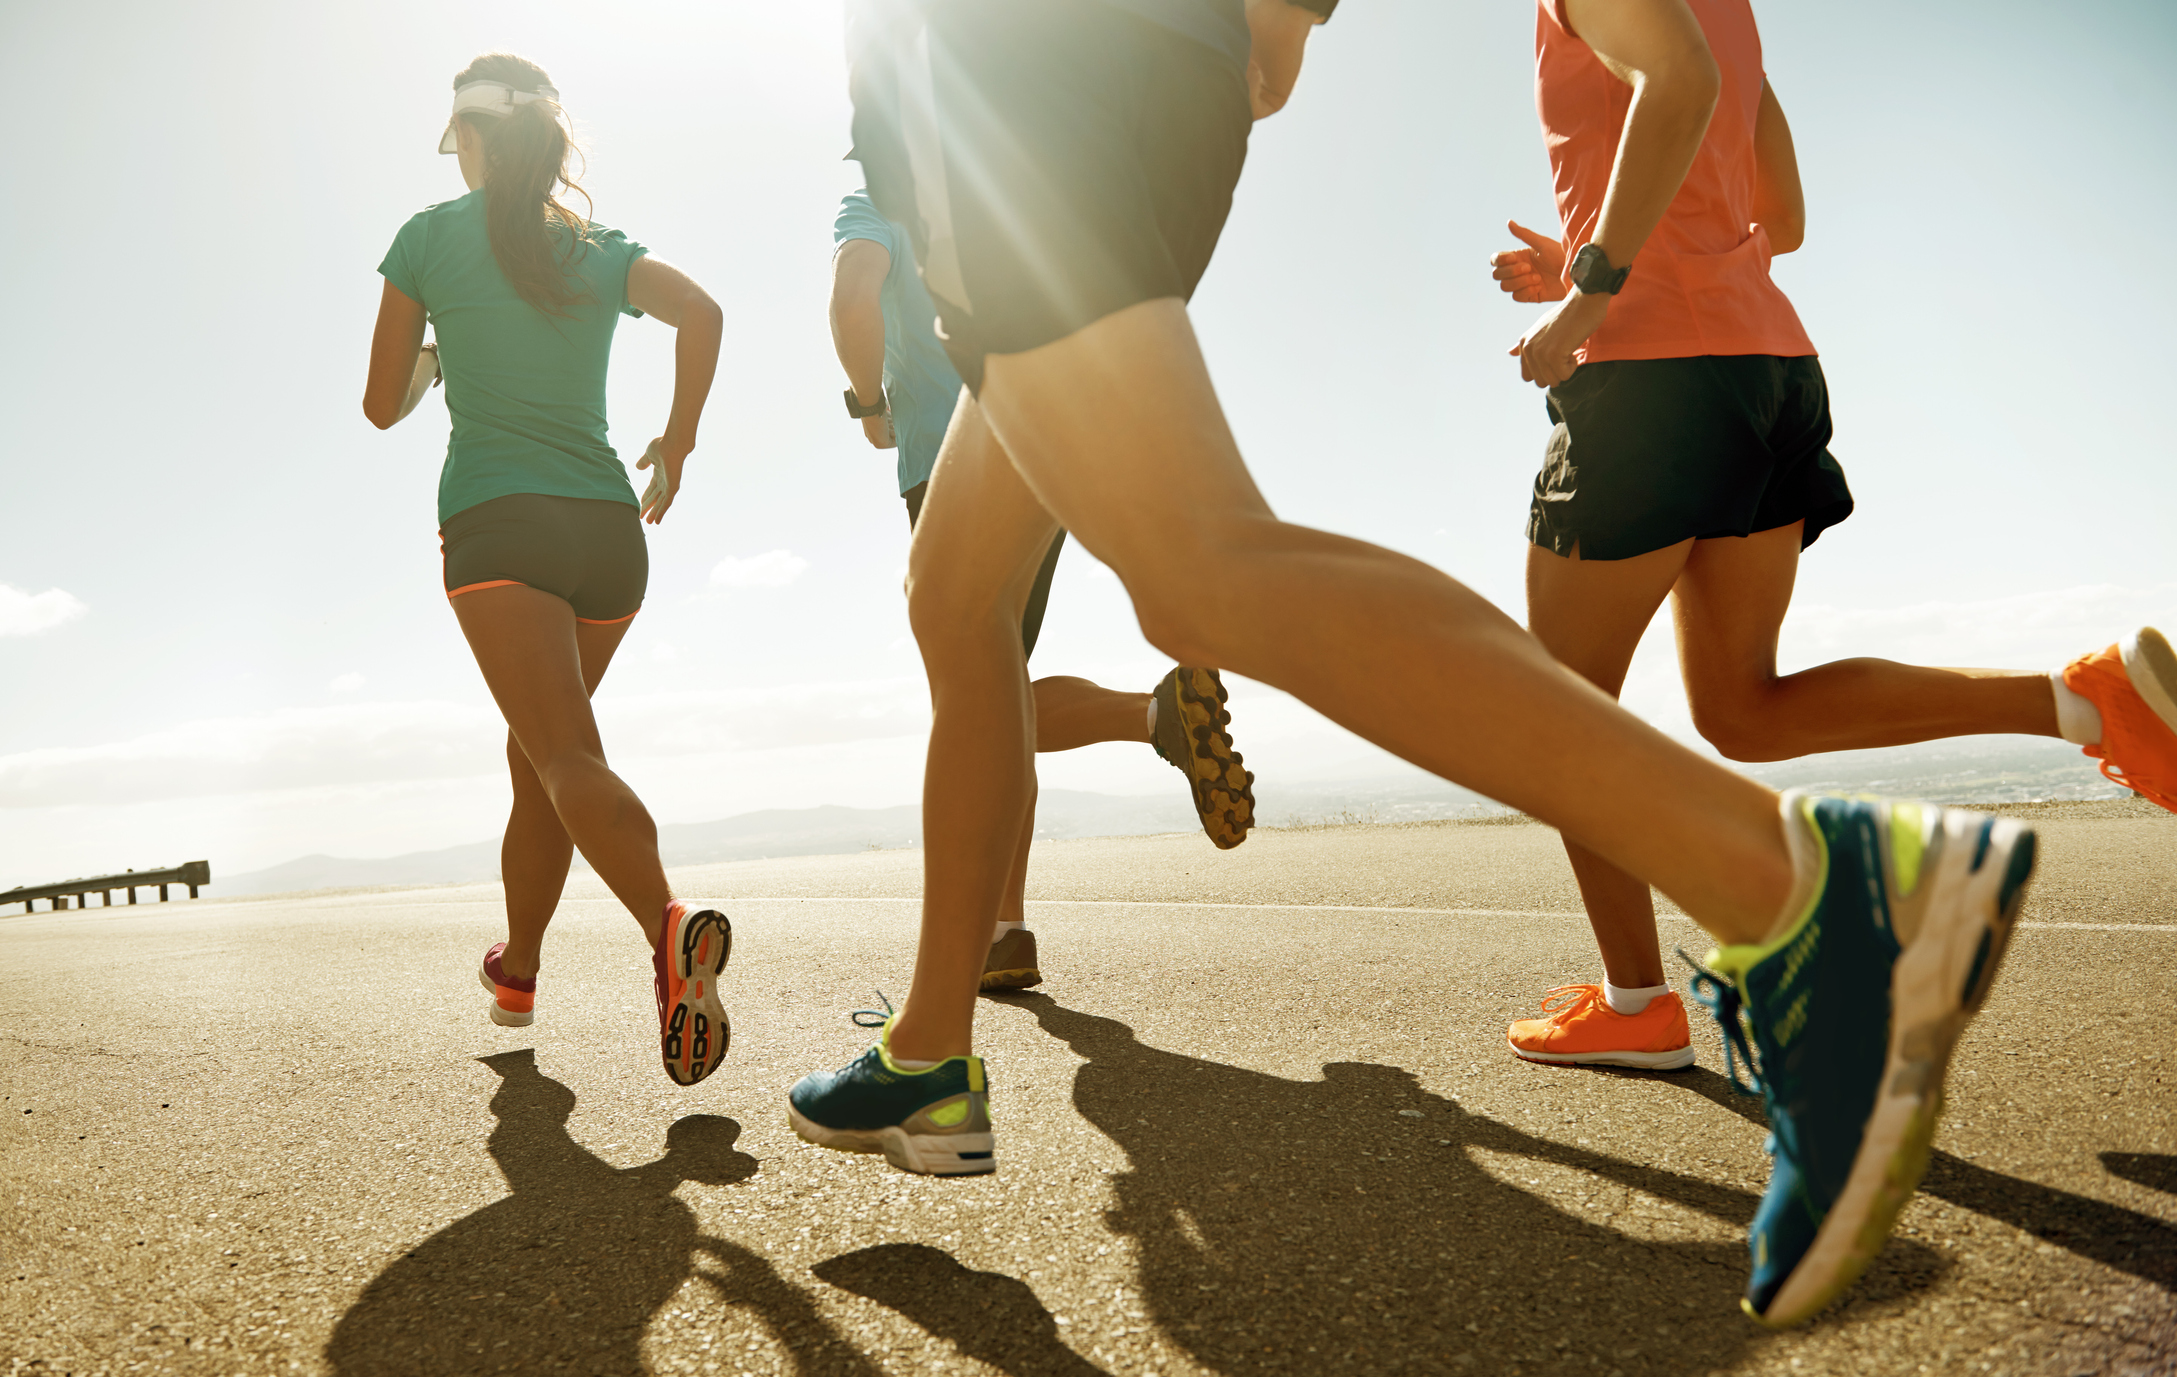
[{"xmin": 1536, "ymin": 0, "xmax": 1815, "ymax": 362}]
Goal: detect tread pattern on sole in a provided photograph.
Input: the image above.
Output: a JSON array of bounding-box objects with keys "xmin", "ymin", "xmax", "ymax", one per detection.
[
  {"xmin": 1173, "ymin": 668, "xmax": 1255, "ymax": 850},
  {"xmin": 664, "ymin": 909, "xmax": 733, "ymax": 1087}
]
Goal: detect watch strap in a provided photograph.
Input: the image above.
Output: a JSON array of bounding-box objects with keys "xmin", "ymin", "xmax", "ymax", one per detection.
[{"xmin": 843, "ymin": 386, "xmax": 889, "ymax": 419}]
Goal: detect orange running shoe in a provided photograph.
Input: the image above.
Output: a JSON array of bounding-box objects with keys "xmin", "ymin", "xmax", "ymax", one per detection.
[
  {"xmin": 2061, "ymin": 626, "xmax": 2177, "ymax": 814},
  {"xmin": 1507, "ymin": 984, "xmax": 1695, "ymax": 1070},
  {"xmin": 653, "ymin": 900, "xmax": 732, "ymax": 1086}
]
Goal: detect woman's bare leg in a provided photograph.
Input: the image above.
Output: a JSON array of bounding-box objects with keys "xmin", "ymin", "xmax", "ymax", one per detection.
[
  {"xmin": 1032, "ymin": 676, "xmax": 1153, "ymax": 751},
  {"xmin": 495, "ymin": 617, "xmax": 636, "ymax": 980},
  {"xmin": 1672, "ymin": 523, "xmax": 2059, "ymax": 758},
  {"xmin": 1525, "ymin": 540, "xmax": 1694, "ymax": 990},
  {"xmin": 454, "ymin": 585, "xmax": 669, "ymax": 950},
  {"xmin": 887, "ymin": 298, "xmax": 1794, "ymax": 1061}
]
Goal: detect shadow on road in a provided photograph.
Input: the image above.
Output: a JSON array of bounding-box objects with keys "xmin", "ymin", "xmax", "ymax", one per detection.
[
  {"xmin": 327, "ymin": 1049, "xmax": 874, "ymax": 1376},
  {"xmin": 815, "ymin": 1242, "xmax": 1110, "ymax": 1376},
  {"xmin": 1000, "ymin": 995, "xmax": 1947, "ymax": 1374},
  {"xmin": 1676, "ymin": 1066, "xmax": 2177, "ymax": 1289}
]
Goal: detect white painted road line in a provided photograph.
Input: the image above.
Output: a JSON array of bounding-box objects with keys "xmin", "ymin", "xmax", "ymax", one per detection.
[{"xmin": 717, "ymin": 897, "xmax": 2177, "ymax": 931}]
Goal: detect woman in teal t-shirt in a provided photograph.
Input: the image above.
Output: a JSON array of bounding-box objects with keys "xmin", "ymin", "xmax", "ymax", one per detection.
[{"xmin": 363, "ymin": 52, "xmax": 731, "ymax": 1088}]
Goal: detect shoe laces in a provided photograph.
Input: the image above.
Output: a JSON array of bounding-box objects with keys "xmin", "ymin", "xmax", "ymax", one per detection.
[
  {"xmin": 1675, "ymin": 949, "xmax": 1764, "ymax": 1098},
  {"xmin": 850, "ymin": 991, "xmax": 896, "ymax": 1030},
  {"xmin": 1537, "ymin": 984, "xmax": 1602, "ymax": 1020}
]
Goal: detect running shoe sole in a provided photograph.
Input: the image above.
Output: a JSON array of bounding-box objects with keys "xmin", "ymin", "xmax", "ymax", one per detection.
[
  {"xmin": 786, "ymin": 1104, "xmax": 996, "ymax": 1176},
  {"xmin": 2123, "ymin": 627, "xmax": 2177, "ymax": 734},
  {"xmin": 660, "ymin": 908, "xmax": 733, "ymax": 1087},
  {"xmin": 477, "ymin": 963, "xmax": 534, "ymax": 1028},
  {"xmin": 1509, "ymin": 1043, "xmax": 1696, "ymax": 1071},
  {"xmin": 1753, "ymin": 809, "xmax": 2036, "ymax": 1328},
  {"xmin": 1156, "ymin": 667, "xmax": 1255, "ymax": 850}
]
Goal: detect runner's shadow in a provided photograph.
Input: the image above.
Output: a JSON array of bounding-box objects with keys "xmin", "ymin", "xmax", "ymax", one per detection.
[
  {"xmin": 1003, "ymin": 996, "xmax": 1946, "ymax": 1374},
  {"xmin": 327, "ymin": 1050, "xmax": 870, "ymax": 1376},
  {"xmin": 814, "ymin": 1242, "xmax": 1109, "ymax": 1376},
  {"xmin": 1676, "ymin": 1068, "xmax": 2177, "ymax": 1288}
]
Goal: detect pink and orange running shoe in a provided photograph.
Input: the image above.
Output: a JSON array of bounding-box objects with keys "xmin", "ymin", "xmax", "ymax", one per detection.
[
  {"xmin": 478, "ymin": 943, "xmax": 537, "ymax": 1028},
  {"xmin": 1508, "ymin": 983, "xmax": 1696, "ymax": 1070},
  {"xmin": 2062, "ymin": 626, "xmax": 2177, "ymax": 814},
  {"xmin": 654, "ymin": 900, "xmax": 733, "ymax": 1086}
]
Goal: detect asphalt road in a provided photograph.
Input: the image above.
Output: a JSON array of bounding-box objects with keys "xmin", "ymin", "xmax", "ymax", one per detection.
[{"xmin": 4, "ymin": 801, "xmax": 2173, "ymax": 1377}]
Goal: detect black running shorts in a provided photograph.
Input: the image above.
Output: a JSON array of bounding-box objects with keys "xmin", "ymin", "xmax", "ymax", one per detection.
[
  {"xmin": 848, "ymin": 0, "xmax": 1252, "ymax": 392},
  {"xmin": 1527, "ymin": 354, "xmax": 1856, "ymax": 562},
  {"xmin": 440, "ymin": 492, "xmax": 648, "ymax": 624},
  {"xmin": 904, "ymin": 481, "xmax": 1065, "ymax": 658}
]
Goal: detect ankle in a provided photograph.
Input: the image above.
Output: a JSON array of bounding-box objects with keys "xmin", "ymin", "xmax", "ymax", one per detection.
[
  {"xmin": 886, "ymin": 1016, "xmax": 972, "ymax": 1066},
  {"xmin": 498, "ymin": 945, "xmax": 542, "ymax": 980}
]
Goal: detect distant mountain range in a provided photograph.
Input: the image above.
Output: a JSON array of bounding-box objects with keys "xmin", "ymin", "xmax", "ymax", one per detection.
[{"xmin": 209, "ymin": 736, "xmax": 2121, "ymax": 898}]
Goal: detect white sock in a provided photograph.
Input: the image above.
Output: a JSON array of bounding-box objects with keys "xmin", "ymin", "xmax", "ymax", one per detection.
[
  {"xmin": 2050, "ymin": 670, "xmax": 2103, "ymax": 747},
  {"xmin": 990, "ymin": 920, "xmax": 1025, "ymax": 945},
  {"xmin": 890, "ymin": 1056, "xmax": 940, "ymax": 1071},
  {"xmin": 1603, "ymin": 979, "xmax": 1669, "ymax": 1016},
  {"xmin": 1145, "ymin": 695, "xmax": 1159, "ymax": 739}
]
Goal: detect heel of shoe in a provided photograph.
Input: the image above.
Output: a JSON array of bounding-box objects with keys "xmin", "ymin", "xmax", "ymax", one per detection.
[
  {"xmin": 878, "ymin": 1126, "xmax": 996, "ymax": 1176},
  {"xmin": 488, "ymin": 1001, "xmax": 534, "ymax": 1028}
]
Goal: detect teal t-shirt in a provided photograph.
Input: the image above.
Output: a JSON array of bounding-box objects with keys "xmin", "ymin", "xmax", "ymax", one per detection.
[
  {"xmin": 833, "ymin": 191, "xmax": 963, "ymax": 495},
  {"xmin": 378, "ymin": 189, "xmax": 649, "ymax": 523}
]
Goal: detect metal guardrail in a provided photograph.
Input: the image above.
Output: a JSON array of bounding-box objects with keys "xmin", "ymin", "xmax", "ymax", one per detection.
[{"xmin": 2, "ymin": 861, "xmax": 211, "ymax": 913}]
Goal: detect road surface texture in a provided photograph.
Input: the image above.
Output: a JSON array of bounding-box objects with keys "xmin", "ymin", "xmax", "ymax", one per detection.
[{"xmin": 4, "ymin": 800, "xmax": 2172, "ymax": 1376}]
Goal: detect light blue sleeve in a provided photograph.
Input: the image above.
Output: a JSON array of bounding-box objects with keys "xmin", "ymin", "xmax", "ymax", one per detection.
[{"xmin": 833, "ymin": 192, "xmax": 899, "ymax": 261}]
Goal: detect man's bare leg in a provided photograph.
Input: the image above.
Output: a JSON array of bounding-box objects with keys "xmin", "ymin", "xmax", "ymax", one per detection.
[
  {"xmin": 1033, "ymin": 676, "xmax": 1152, "ymax": 751},
  {"xmin": 885, "ymin": 299, "xmax": 1794, "ymax": 1062}
]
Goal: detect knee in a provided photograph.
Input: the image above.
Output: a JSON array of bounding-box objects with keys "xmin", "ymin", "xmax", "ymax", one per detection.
[
  {"xmin": 1689, "ymin": 694, "xmax": 1784, "ymax": 763},
  {"xmin": 904, "ymin": 566, "xmax": 1010, "ymax": 655}
]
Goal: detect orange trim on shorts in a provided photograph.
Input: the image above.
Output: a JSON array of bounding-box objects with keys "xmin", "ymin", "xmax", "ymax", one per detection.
[
  {"xmin": 575, "ymin": 609, "xmax": 641, "ymax": 626},
  {"xmin": 447, "ymin": 579, "xmax": 527, "ymax": 600}
]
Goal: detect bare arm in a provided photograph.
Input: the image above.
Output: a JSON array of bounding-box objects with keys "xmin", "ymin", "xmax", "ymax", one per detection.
[
  {"xmin": 1245, "ymin": 0, "xmax": 1328, "ymax": 119},
  {"xmin": 625, "ymin": 253, "xmax": 724, "ymax": 524},
  {"xmin": 1510, "ymin": 0, "xmax": 1722, "ymax": 387},
  {"xmin": 1750, "ymin": 77, "xmax": 1805, "ymax": 253},
  {"xmin": 362, "ymin": 280, "xmax": 428, "ymax": 429},
  {"xmin": 829, "ymin": 238, "xmax": 896, "ymax": 450}
]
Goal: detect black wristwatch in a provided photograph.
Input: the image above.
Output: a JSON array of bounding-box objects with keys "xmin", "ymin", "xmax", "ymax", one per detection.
[
  {"xmin": 843, "ymin": 387, "xmax": 889, "ymax": 419},
  {"xmin": 1569, "ymin": 243, "xmax": 1631, "ymax": 296}
]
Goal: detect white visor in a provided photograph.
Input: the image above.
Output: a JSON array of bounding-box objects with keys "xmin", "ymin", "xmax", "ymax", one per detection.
[{"xmin": 438, "ymin": 80, "xmax": 561, "ymax": 154}]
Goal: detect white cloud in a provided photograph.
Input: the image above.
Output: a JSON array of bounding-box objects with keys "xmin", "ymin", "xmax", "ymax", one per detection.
[
  {"xmin": 328, "ymin": 673, "xmax": 366, "ymax": 695},
  {"xmin": 709, "ymin": 550, "xmax": 809, "ymax": 589},
  {"xmin": 0, "ymin": 679, "xmax": 934, "ymax": 810},
  {"xmin": 0, "ymin": 585, "xmax": 87, "ymax": 637}
]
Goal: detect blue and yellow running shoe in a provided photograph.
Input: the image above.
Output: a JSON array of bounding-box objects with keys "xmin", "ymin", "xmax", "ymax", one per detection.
[
  {"xmin": 1685, "ymin": 790, "xmax": 2037, "ymax": 1329},
  {"xmin": 788, "ymin": 1003, "xmax": 995, "ymax": 1176}
]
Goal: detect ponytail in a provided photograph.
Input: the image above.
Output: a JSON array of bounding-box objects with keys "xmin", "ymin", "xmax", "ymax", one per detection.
[{"xmin": 450, "ymin": 53, "xmax": 596, "ymax": 318}]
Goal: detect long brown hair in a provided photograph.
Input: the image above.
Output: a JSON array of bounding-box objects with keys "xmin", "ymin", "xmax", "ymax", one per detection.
[{"xmin": 451, "ymin": 53, "xmax": 595, "ymax": 317}]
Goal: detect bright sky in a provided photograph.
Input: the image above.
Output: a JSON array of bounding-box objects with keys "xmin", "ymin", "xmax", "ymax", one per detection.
[{"xmin": 3, "ymin": 0, "xmax": 2172, "ymax": 879}]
